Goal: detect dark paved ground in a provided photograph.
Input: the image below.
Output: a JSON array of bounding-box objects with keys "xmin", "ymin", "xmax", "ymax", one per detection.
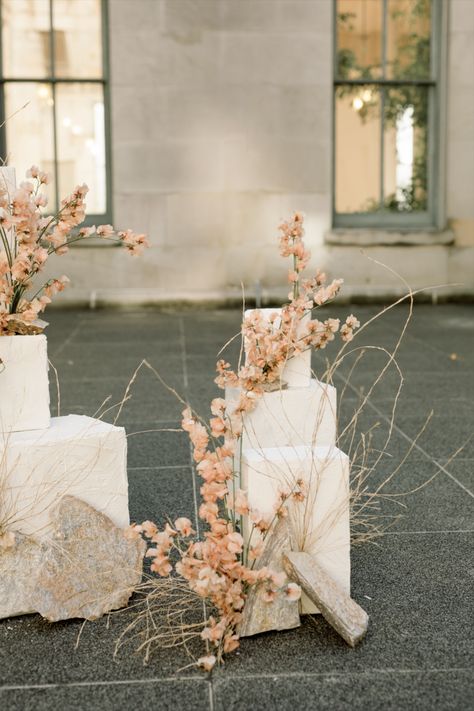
[{"xmin": 0, "ymin": 304, "xmax": 473, "ymax": 710}]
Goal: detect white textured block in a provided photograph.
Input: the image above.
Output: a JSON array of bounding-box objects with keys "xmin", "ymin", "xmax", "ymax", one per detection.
[
  {"xmin": 244, "ymin": 308, "xmax": 311, "ymax": 387},
  {"xmin": 0, "ymin": 415, "xmax": 129, "ymax": 537},
  {"xmin": 0, "ymin": 335, "xmax": 50, "ymax": 433},
  {"xmin": 242, "ymin": 445, "xmax": 350, "ymax": 614},
  {"xmin": 226, "ymin": 378, "xmax": 336, "ymax": 451},
  {"xmin": 0, "ymin": 166, "xmax": 16, "ymax": 196}
]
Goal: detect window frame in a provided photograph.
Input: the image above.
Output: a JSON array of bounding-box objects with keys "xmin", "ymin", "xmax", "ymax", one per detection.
[
  {"xmin": 0, "ymin": 0, "xmax": 112, "ymax": 226},
  {"xmin": 332, "ymin": 0, "xmax": 444, "ymax": 231}
]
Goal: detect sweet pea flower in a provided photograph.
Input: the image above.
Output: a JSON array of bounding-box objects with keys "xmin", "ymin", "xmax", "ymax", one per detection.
[
  {"xmin": 286, "ymin": 583, "xmax": 302, "ymax": 601},
  {"xmin": 197, "ymin": 655, "xmax": 216, "ymax": 672},
  {"xmin": 0, "ymin": 167, "xmax": 148, "ymax": 334},
  {"xmin": 174, "ymin": 517, "xmax": 195, "ymax": 537}
]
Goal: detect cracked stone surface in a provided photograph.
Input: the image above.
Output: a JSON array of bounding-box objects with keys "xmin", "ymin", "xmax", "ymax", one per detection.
[
  {"xmin": 0, "ymin": 533, "xmax": 43, "ymax": 619},
  {"xmin": 0, "ymin": 496, "xmax": 145, "ymax": 622},
  {"xmin": 238, "ymin": 518, "xmax": 300, "ymax": 637}
]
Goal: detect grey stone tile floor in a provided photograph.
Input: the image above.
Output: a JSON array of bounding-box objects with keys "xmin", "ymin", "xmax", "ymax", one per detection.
[{"xmin": 1, "ymin": 304, "xmax": 473, "ymax": 710}]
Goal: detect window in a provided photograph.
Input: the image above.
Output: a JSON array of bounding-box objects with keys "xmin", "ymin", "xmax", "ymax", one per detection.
[
  {"xmin": 334, "ymin": 0, "xmax": 441, "ymax": 229},
  {"xmin": 0, "ymin": 0, "xmax": 110, "ymax": 219}
]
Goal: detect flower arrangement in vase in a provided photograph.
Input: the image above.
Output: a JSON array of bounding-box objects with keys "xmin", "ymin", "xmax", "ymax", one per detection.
[{"xmin": 0, "ymin": 166, "xmax": 149, "ymax": 432}]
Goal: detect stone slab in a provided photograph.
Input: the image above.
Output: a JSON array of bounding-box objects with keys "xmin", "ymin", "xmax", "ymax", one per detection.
[
  {"xmin": 0, "ymin": 533, "xmax": 43, "ymax": 618},
  {"xmin": 238, "ymin": 518, "xmax": 300, "ymax": 637},
  {"xmin": 283, "ymin": 550, "xmax": 368, "ymax": 647},
  {"xmin": 0, "ymin": 496, "xmax": 145, "ymax": 620},
  {"xmin": 36, "ymin": 496, "xmax": 145, "ymax": 622}
]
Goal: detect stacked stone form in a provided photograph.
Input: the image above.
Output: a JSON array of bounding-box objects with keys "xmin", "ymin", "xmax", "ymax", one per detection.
[
  {"xmin": 1, "ymin": 414, "xmax": 130, "ymax": 538},
  {"xmin": 0, "ymin": 341, "xmax": 135, "ymax": 618},
  {"xmin": 0, "ymin": 165, "xmax": 135, "ymax": 619},
  {"xmin": 0, "ymin": 166, "xmax": 129, "ymax": 540},
  {"xmin": 227, "ymin": 308, "xmax": 351, "ymax": 620},
  {"xmin": 0, "ymin": 338, "xmax": 136, "ymax": 620}
]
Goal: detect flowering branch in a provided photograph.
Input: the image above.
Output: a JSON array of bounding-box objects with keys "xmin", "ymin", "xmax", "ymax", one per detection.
[
  {"xmin": 0, "ymin": 166, "xmax": 150, "ymax": 335},
  {"xmin": 133, "ymin": 212, "xmax": 358, "ymax": 670}
]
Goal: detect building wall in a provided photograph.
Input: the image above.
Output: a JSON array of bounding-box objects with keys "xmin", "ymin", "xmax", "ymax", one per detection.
[{"xmin": 55, "ymin": 0, "xmax": 474, "ymax": 305}]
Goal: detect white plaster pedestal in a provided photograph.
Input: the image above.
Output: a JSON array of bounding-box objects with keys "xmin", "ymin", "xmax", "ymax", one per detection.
[
  {"xmin": 228, "ymin": 306, "xmax": 352, "ymax": 619},
  {"xmin": 0, "ymin": 334, "xmax": 50, "ymax": 433},
  {"xmin": 242, "ymin": 445, "xmax": 350, "ymax": 614},
  {"xmin": 226, "ymin": 379, "xmax": 337, "ymax": 452},
  {"xmin": 0, "ymin": 415, "xmax": 129, "ymax": 538}
]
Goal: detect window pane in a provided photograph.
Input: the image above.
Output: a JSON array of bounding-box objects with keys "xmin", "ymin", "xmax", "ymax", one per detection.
[
  {"xmin": 335, "ymin": 86, "xmax": 381, "ymax": 213},
  {"xmin": 336, "ymin": 0, "xmax": 383, "ymax": 80},
  {"xmin": 1, "ymin": 0, "xmax": 51, "ymax": 78},
  {"xmin": 4, "ymin": 82, "xmax": 56, "ymax": 210},
  {"xmin": 386, "ymin": 0, "xmax": 432, "ymax": 79},
  {"xmin": 52, "ymin": 0, "xmax": 102, "ymax": 78},
  {"xmin": 383, "ymin": 86, "xmax": 429, "ymax": 211},
  {"xmin": 56, "ymin": 83, "xmax": 106, "ymax": 214}
]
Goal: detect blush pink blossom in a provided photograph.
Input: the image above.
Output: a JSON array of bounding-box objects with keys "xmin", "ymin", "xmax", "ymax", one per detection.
[
  {"xmin": 0, "ymin": 167, "xmax": 149, "ymax": 334},
  {"xmin": 135, "ymin": 211, "xmax": 358, "ymax": 671}
]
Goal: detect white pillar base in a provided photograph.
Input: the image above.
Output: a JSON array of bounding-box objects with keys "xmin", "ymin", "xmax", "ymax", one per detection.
[
  {"xmin": 242, "ymin": 445, "xmax": 350, "ymax": 614},
  {"xmin": 226, "ymin": 378, "xmax": 337, "ymax": 452},
  {"xmin": 0, "ymin": 415, "xmax": 129, "ymax": 537},
  {"xmin": 0, "ymin": 334, "xmax": 50, "ymax": 433}
]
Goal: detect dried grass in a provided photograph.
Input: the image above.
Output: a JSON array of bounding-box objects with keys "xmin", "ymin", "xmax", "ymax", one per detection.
[
  {"xmin": 1, "ymin": 270, "xmax": 468, "ymax": 666},
  {"xmin": 109, "ymin": 280, "xmax": 469, "ymax": 664}
]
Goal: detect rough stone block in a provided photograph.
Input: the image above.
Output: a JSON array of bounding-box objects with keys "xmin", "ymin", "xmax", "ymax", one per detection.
[
  {"xmin": 238, "ymin": 518, "xmax": 300, "ymax": 637},
  {"xmin": 283, "ymin": 550, "xmax": 368, "ymax": 647},
  {"xmin": 0, "ymin": 533, "xmax": 43, "ymax": 618},
  {"xmin": 0, "ymin": 334, "xmax": 50, "ymax": 433},
  {"xmin": 0, "ymin": 415, "xmax": 129, "ymax": 537},
  {"xmin": 241, "ymin": 445, "xmax": 350, "ymax": 614},
  {"xmin": 0, "ymin": 497, "xmax": 145, "ymax": 620}
]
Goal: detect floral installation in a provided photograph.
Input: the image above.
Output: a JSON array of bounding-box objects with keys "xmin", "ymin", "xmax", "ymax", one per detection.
[
  {"xmin": 0, "ymin": 166, "xmax": 149, "ymax": 336},
  {"xmin": 131, "ymin": 212, "xmax": 360, "ymax": 671}
]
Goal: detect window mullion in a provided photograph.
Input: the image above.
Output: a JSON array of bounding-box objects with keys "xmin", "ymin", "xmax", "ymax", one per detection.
[
  {"xmin": 48, "ymin": 0, "xmax": 59, "ymax": 212},
  {"xmin": 380, "ymin": 86, "xmax": 385, "ymax": 209},
  {"xmin": 0, "ymin": 0, "xmax": 7, "ymax": 162},
  {"xmin": 380, "ymin": 0, "xmax": 388, "ymax": 210}
]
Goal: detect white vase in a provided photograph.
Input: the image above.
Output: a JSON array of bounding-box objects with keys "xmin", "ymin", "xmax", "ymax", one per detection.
[{"xmin": 0, "ymin": 334, "xmax": 50, "ymax": 433}]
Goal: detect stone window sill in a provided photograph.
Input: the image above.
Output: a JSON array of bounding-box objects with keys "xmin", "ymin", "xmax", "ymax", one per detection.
[
  {"xmin": 325, "ymin": 229, "xmax": 454, "ymax": 247},
  {"xmin": 70, "ymin": 237, "xmax": 121, "ymax": 249}
]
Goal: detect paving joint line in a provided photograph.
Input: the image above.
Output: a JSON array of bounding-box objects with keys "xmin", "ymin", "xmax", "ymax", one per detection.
[
  {"xmin": 128, "ymin": 465, "xmax": 193, "ymax": 471},
  {"xmin": 210, "ymin": 667, "xmax": 473, "ymax": 682},
  {"xmin": 0, "ymin": 677, "xmax": 205, "ymax": 692},
  {"xmin": 208, "ymin": 678, "xmax": 216, "ymax": 711},
  {"xmin": 2, "ymin": 666, "xmax": 471, "ymax": 692},
  {"xmin": 49, "ymin": 322, "xmax": 83, "ymax": 359},
  {"xmin": 333, "ymin": 370, "xmax": 474, "ymax": 499},
  {"xmin": 381, "ymin": 529, "xmax": 474, "ymax": 535},
  {"xmin": 178, "ymin": 316, "xmax": 209, "ymax": 669},
  {"xmin": 384, "ymin": 318, "xmax": 469, "ymax": 362}
]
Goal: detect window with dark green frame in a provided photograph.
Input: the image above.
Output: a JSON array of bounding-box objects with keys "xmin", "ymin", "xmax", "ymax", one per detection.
[
  {"xmin": 0, "ymin": 0, "xmax": 110, "ymax": 220},
  {"xmin": 334, "ymin": 0, "xmax": 440, "ymax": 229}
]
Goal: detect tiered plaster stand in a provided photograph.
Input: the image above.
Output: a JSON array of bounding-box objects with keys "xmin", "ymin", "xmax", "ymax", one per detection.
[{"xmin": 228, "ymin": 308, "xmax": 351, "ymax": 617}]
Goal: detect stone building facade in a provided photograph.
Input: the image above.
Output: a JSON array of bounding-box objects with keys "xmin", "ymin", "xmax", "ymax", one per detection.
[{"xmin": 12, "ymin": 0, "xmax": 474, "ymax": 303}]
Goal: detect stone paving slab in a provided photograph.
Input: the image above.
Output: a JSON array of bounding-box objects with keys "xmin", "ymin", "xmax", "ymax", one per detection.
[
  {"xmin": 213, "ymin": 669, "xmax": 474, "ymax": 710},
  {"xmin": 0, "ymin": 305, "xmax": 472, "ymax": 710},
  {"xmin": 0, "ymin": 678, "xmax": 211, "ymax": 711}
]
